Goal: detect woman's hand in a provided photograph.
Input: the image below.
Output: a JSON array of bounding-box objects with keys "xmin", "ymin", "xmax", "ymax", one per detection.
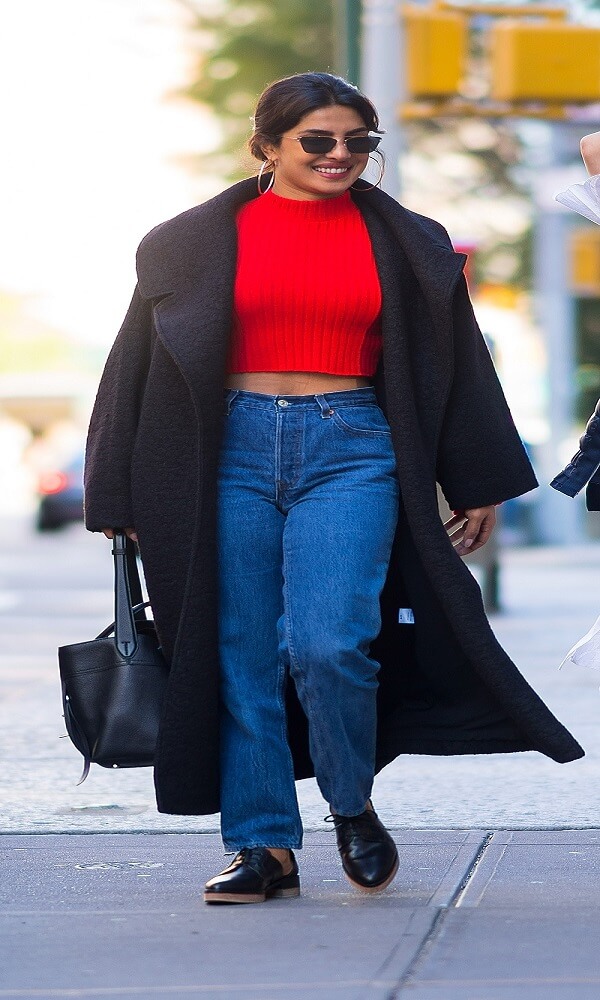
[
  {"xmin": 444, "ymin": 506, "xmax": 496, "ymax": 557},
  {"xmin": 101, "ymin": 527, "xmax": 138, "ymax": 542}
]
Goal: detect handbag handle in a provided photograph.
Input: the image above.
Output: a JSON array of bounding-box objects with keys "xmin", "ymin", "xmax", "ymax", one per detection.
[
  {"xmin": 111, "ymin": 532, "xmax": 146, "ymax": 658},
  {"xmin": 95, "ymin": 602, "xmax": 152, "ymax": 641}
]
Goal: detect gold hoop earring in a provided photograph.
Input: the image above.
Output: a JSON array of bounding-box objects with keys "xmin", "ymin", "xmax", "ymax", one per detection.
[
  {"xmin": 351, "ymin": 153, "xmax": 385, "ymax": 192},
  {"xmin": 257, "ymin": 160, "xmax": 275, "ymax": 195}
]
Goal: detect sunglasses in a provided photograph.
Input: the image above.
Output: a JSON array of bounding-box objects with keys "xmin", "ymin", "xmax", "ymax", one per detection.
[{"xmin": 286, "ymin": 134, "xmax": 382, "ymax": 155}]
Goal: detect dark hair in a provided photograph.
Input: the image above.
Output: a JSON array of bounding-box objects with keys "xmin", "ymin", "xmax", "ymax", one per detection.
[{"xmin": 249, "ymin": 72, "xmax": 382, "ymax": 162}]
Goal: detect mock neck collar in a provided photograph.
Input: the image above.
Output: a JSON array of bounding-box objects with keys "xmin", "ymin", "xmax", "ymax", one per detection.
[{"xmin": 257, "ymin": 188, "xmax": 354, "ymax": 221}]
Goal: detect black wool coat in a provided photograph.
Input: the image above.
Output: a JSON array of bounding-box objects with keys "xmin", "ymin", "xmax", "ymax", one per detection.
[{"xmin": 84, "ymin": 177, "xmax": 584, "ymax": 815}]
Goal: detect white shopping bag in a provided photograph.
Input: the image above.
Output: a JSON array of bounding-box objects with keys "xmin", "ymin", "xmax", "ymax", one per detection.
[
  {"xmin": 560, "ymin": 614, "xmax": 600, "ymax": 670},
  {"xmin": 555, "ymin": 175, "xmax": 600, "ymax": 225}
]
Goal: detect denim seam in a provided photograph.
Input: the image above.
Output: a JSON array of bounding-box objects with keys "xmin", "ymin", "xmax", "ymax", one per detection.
[
  {"xmin": 275, "ymin": 406, "xmax": 282, "ymax": 507},
  {"xmin": 281, "ymin": 535, "xmax": 338, "ymax": 806},
  {"xmin": 273, "ymin": 406, "xmax": 303, "ymax": 846},
  {"xmin": 275, "ymin": 652, "xmax": 304, "ymax": 848},
  {"xmin": 331, "ymin": 411, "xmax": 392, "ymax": 438}
]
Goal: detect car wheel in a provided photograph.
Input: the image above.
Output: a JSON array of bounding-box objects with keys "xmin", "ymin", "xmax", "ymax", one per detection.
[{"xmin": 36, "ymin": 514, "xmax": 62, "ymax": 532}]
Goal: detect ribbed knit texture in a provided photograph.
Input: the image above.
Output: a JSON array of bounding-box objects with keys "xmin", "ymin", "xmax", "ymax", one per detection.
[{"xmin": 228, "ymin": 189, "xmax": 382, "ymax": 375}]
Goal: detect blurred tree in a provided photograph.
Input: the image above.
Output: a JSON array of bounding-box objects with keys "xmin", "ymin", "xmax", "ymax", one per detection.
[
  {"xmin": 179, "ymin": 0, "xmax": 334, "ymax": 178},
  {"xmin": 402, "ymin": 116, "xmax": 533, "ymax": 288}
]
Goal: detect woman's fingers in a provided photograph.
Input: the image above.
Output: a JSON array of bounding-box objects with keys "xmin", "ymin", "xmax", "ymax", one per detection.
[
  {"xmin": 447, "ymin": 524, "xmax": 466, "ymax": 544},
  {"xmin": 100, "ymin": 527, "xmax": 138, "ymax": 542},
  {"xmin": 446, "ymin": 506, "xmax": 496, "ymax": 557},
  {"xmin": 443, "ymin": 513, "xmax": 466, "ymax": 531}
]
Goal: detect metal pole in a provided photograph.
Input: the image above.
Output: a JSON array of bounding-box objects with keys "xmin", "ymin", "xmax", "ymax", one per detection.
[
  {"xmin": 347, "ymin": 0, "xmax": 361, "ymax": 85},
  {"xmin": 333, "ymin": 0, "xmax": 361, "ymax": 84},
  {"xmin": 360, "ymin": 0, "xmax": 404, "ymax": 199},
  {"xmin": 532, "ymin": 123, "xmax": 584, "ymax": 543}
]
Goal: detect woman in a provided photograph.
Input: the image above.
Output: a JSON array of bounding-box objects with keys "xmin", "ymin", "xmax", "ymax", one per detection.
[{"xmin": 84, "ymin": 73, "xmax": 583, "ymax": 905}]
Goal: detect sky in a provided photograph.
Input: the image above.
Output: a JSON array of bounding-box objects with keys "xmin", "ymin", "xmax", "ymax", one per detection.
[{"xmin": 0, "ymin": 0, "xmax": 220, "ymax": 349}]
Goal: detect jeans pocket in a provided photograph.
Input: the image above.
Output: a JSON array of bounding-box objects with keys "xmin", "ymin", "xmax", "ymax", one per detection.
[{"xmin": 331, "ymin": 405, "xmax": 392, "ymax": 437}]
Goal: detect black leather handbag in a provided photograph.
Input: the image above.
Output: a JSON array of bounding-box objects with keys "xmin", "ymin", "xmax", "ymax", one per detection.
[{"xmin": 58, "ymin": 532, "xmax": 169, "ymax": 783}]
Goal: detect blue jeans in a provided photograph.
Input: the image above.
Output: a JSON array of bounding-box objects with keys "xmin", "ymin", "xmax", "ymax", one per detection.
[{"xmin": 216, "ymin": 388, "xmax": 399, "ymax": 850}]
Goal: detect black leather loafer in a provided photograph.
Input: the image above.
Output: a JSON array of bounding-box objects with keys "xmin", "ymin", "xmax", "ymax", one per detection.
[
  {"xmin": 332, "ymin": 806, "xmax": 398, "ymax": 893},
  {"xmin": 204, "ymin": 847, "xmax": 300, "ymax": 904}
]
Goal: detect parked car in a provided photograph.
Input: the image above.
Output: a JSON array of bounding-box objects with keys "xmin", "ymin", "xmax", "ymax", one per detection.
[{"xmin": 36, "ymin": 453, "xmax": 84, "ymax": 531}]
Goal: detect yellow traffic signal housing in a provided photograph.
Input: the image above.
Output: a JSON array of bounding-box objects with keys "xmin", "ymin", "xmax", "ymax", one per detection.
[
  {"xmin": 404, "ymin": 6, "xmax": 467, "ymax": 98},
  {"xmin": 491, "ymin": 21, "xmax": 600, "ymax": 102},
  {"xmin": 570, "ymin": 229, "xmax": 600, "ymax": 297}
]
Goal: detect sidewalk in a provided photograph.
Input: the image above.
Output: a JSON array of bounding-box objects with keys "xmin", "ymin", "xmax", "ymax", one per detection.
[
  {"xmin": 2, "ymin": 529, "xmax": 600, "ymax": 996},
  {"xmin": 2, "ymin": 828, "xmax": 600, "ymax": 999}
]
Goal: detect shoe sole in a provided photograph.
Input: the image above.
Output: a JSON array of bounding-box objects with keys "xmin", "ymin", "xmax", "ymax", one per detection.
[
  {"xmin": 204, "ymin": 882, "xmax": 301, "ymax": 905},
  {"xmin": 343, "ymin": 852, "xmax": 399, "ymax": 894}
]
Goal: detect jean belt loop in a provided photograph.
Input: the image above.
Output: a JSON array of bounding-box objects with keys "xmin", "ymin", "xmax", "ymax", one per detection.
[
  {"xmin": 225, "ymin": 389, "xmax": 239, "ymax": 415},
  {"xmin": 315, "ymin": 394, "xmax": 334, "ymax": 418}
]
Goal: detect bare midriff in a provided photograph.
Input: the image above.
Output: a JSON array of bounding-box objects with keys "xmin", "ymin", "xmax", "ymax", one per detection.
[{"xmin": 225, "ymin": 371, "xmax": 373, "ymax": 395}]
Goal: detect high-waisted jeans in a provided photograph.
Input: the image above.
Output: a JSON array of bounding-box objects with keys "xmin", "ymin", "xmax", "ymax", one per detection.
[{"xmin": 216, "ymin": 388, "xmax": 400, "ymax": 850}]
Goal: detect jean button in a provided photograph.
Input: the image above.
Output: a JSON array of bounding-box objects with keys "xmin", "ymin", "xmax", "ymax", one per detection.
[{"xmin": 277, "ymin": 399, "xmax": 289, "ymax": 407}]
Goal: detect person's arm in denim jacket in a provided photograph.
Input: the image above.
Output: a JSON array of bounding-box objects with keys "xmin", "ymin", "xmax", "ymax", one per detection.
[{"xmin": 551, "ymin": 399, "xmax": 600, "ymax": 509}]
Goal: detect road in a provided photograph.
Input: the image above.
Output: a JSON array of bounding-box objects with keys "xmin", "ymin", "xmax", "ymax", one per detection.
[{"xmin": 0, "ymin": 516, "xmax": 599, "ymax": 834}]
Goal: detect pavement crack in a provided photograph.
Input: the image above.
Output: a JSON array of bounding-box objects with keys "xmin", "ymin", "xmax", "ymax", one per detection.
[
  {"xmin": 452, "ymin": 830, "xmax": 496, "ymax": 906},
  {"xmin": 388, "ymin": 831, "xmax": 495, "ymax": 998}
]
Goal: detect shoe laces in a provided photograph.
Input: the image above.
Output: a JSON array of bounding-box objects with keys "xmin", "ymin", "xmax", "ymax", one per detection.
[
  {"xmin": 236, "ymin": 847, "xmax": 289, "ymax": 875},
  {"xmin": 326, "ymin": 809, "xmax": 383, "ymax": 845}
]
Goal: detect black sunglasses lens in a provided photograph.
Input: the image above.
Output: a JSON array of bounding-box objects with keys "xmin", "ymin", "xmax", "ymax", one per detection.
[
  {"xmin": 346, "ymin": 135, "xmax": 381, "ymax": 153},
  {"xmin": 298, "ymin": 135, "xmax": 381, "ymax": 154},
  {"xmin": 299, "ymin": 136, "xmax": 336, "ymax": 153}
]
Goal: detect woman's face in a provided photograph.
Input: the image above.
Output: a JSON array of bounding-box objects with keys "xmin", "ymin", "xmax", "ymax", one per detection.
[{"xmin": 263, "ymin": 104, "xmax": 371, "ymax": 201}]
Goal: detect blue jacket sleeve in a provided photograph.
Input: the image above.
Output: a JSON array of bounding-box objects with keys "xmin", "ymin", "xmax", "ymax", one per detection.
[{"xmin": 550, "ymin": 398, "xmax": 600, "ymax": 504}]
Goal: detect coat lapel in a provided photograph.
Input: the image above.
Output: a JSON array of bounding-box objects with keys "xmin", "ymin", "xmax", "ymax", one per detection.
[
  {"xmin": 356, "ymin": 186, "xmax": 467, "ymax": 332},
  {"xmin": 358, "ymin": 203, "xmax": 440, "ymax": 512},
  {"xmin": 357, "ymin": 192, "xmax": 459, "ymax": 458},
  {"xmin": 135, "ymin": 179, "xmax": 258, "ymax": 398}
]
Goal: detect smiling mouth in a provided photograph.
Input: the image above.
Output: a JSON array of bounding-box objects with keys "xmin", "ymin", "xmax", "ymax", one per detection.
[{"xmin": 313, "ymin": 166, "xmax": 352, "ymax": 176}]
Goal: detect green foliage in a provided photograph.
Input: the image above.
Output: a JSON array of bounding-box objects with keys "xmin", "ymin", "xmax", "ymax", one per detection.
[{"xmin": 179, "ymin": 0, "xmax": 334, "ymax": 178}]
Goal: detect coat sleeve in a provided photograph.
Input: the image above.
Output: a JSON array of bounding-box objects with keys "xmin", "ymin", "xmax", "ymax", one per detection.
[
  {"xmin": 550, "ymin": 398, "xmax": 600, "ymax": 503},
  {"xmin": 436, "ymin": 275, "xmax": 538, "ymax": 512},
  {"xmin": 84, "ymin": 286, "xmax": 154, "ymax": 532}
]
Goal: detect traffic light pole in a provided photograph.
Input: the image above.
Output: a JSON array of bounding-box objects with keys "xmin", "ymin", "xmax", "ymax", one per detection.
[
  {"xmin": 360, "ymin": 0, "xmax": 404, "ymax": 199},
  {"xmin": 333, "ymin": 0, "xmax": 362, "ymax": 85},
  {"xmin": 532, "ymin": 123, "xmax": 583, "ymax": 543}
]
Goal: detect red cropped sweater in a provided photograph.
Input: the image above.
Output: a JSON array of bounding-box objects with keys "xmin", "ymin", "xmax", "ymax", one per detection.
[{"xmin": 228, "ymin": 190, "xmax": 382, "ymax": 375}]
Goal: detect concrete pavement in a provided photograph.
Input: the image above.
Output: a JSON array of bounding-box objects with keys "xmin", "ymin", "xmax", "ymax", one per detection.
[
  {"xmin": 3, "ymin": 520, "xmax": 600, "ymax": 996},
  {"xmin": 2, "ymin": 829, "xmax": 600, "ymax": 998}
]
